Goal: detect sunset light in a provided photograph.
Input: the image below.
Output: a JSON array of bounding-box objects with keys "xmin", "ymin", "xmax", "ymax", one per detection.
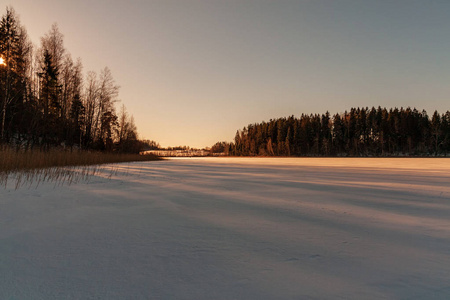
[{"xmin": 1, "ymin": 2, "xmax": 450, "ymax": 299}]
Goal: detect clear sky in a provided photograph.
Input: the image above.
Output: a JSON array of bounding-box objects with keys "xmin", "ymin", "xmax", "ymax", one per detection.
[{"xmin": 4, "ymin": 0, "xmax": 450, "ymax": 148}]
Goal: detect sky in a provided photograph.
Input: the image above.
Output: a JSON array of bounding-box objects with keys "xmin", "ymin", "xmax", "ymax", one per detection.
[{"xmin": 3, "ymin": 0, "xmax": 450, "ymax": 148}]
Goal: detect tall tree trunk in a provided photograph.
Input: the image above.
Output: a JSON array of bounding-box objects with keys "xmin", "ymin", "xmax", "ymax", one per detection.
[{"xmin": 1, "ymin": 39, "xmax": 10, "ymax": 142}]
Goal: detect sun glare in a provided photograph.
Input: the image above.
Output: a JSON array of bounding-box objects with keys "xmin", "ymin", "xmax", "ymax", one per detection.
[{"xmin": 0, "ymin": 56, "xmax": 5, "ymax": 66}]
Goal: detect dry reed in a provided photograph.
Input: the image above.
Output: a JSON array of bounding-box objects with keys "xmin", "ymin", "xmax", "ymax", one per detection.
[{"xmin": 0, "ymin": 147, "xmax": 161, "ymax": 189}]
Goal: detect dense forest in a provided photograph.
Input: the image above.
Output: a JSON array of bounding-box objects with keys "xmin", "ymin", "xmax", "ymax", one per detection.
[
  {"xmin": 212, "ymin": 107, "xmax": 450, "ymax": 157},
  {"xmin": 0, "ymin": 7, "xmax": 145, "ymax": 153}
]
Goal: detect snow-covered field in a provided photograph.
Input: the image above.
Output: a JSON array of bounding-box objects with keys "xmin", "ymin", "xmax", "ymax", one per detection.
[{"xmin": 1, "ymin": 157, "xmax": 449, "ymax": 299}]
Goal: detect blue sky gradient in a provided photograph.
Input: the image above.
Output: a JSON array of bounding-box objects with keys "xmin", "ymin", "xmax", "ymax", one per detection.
[{"xmin": 5, "ymin": 0, "xmax": 450, "ymax": 147}]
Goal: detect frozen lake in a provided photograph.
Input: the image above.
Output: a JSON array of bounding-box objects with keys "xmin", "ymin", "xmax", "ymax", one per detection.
[{"xmin": 1, "ymin": 157, "xmax": 450, "ymax": 299}]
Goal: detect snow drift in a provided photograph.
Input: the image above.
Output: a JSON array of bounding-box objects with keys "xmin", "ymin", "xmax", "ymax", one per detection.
[{"xmin": 1, "ymin": 157, "xmax": 449, "ymax": 299}]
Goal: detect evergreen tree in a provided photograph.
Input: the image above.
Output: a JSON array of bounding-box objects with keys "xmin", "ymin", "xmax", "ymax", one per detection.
[
  {"xmin": 0, "ymin": 7, "xmax": 20, "ymax": 141},
  {"xmin": 69, "ymin": 93, "xmax": 85, "ymax": 148},
  {"xmin": 39, "ymin": 49, "xmax": 61, "ymax": 147}
]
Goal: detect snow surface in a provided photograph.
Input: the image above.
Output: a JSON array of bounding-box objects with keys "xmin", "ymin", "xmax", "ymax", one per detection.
[{"xmin": 1, "ymin": 157, "xmax": 450, "ymax": 299}]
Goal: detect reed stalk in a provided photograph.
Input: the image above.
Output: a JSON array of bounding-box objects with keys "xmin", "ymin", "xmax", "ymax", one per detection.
[{"xmin": 0, "ymin": 147, "xmax": 161, "ymax": 189}]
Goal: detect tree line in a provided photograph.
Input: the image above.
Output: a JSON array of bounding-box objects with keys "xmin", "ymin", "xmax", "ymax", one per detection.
[
  {"xmin": 0, "ymin": 7, "xmax": 144, "ymax": 153},
  {"xmin": 212, "ymin": 107, "xmax": 450, "ymax": 157}
]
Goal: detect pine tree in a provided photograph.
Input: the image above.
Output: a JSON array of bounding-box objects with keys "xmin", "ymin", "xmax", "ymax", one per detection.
[
  {"xmin": 39, "ymin": 49, "xmax": 61, "ymax": 147},
  {"xmin": 0, "ymin": 7, "xmax": 20, "ymax": 141},
  {"xmin": 69, "ymin": 93, "xmax": 85, "ymax": 148},
  {"xmin": 431, "ymin": 111, "xmax": 442, "ymax": 156}
]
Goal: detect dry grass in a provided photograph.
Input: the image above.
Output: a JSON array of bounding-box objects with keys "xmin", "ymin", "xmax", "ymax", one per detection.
[{"xmin": 0, "ymin": 147, "xmax": 161, "ymax": 189}]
